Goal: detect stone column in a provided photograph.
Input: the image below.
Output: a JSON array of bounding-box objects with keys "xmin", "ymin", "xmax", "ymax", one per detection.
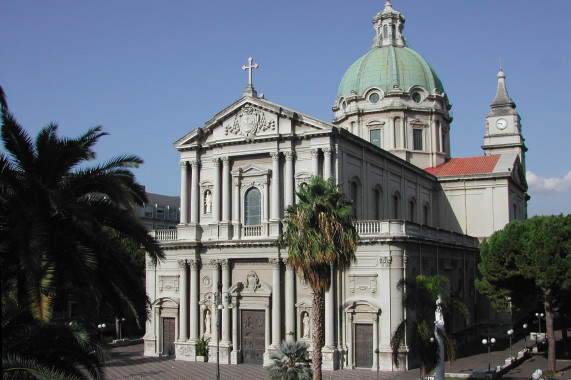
[
  {"xmin": 284, "ymin": 151, "xmax": 295, "ymax": 207},
  {"xmin": 231, "ymin": 302, "xmax": 239, "ymax": 364},
  {"xmin": 263, "ymin": 303, "xmax": 271, "ymax": 365},
  {"xmin": 270, "ymin": 152, "xmax": 280, "ymax": 220},
  {"xmin": 372, "ymin": 313, "xmax": 379, "ymax": 371},
  {"xmin": 221, "ymin": 260, "xmax": 231, "ymax": 343},
  {"xmin": 190, "ymin": 160, "xmax": 200, "ymax": 224},
  {"xmin": 233, "ymin": 179, "xmax": 241, "ymax": 239},
  {"xmin": 323, "ymin": 147, "xmax": 332, "ymax": 179},
  {"xmin": 179, "ymin": 161, "xmax": 189, "ymax": 224},
  {"xmin": 178, "ymin": 260, "xmax": 189, "ymax": 341},
  {"xmin": 212, "ymin": 158, "xmax": 221, "ymax": 223},
  {"xmin": 189, "ymin": 259, "xmax": 199, "ymax": 342},
  {"xmin": 270, "ymin": 258, "xmax": 281, "ymax": 347},
  {"xmin": 285, "ymin": 263, "xmax": 296, "ymax": 342},
  {"xmin": 347, "ymin": 313, "xmax": 354, "ymax": 368},
  {"xmin": 310, "ymin": 148, "xmax": 320, "ymax": 176},
  {"xmin": 210, "ymin": 260, "xmax": 220, "ymax": 359},
  {"xmin": 263, "ymin": 183, "xmax": 269, "ymax": 224},
  {"xmin": 324, "ymin": 263, "xmax": 335, "ymax": 349},
  {"xmin": 144, "ymin": 259, "xmax": 157, "ymax": 356},
  {"xmin": 222, "ymin": 157, "xmax": 231, "ymax": 222}
]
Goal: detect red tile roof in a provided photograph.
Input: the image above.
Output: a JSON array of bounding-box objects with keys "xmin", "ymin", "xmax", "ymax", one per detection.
[{"xmin": 424, "ymin": 156, "xmax": 500, "ymax": 176}]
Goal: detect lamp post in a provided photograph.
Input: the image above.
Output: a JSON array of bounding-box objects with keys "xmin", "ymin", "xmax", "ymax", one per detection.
[
  {"xmin": 535, "ymin": 312, "xmax": 544, "ymax": 347},
  {"xmin": 117, "ymin": 317, "xmax": 125, "ymax": 340},
  {"xmin": 523, "ymin": 324, "xmax": 529, "ymax": 349},
  {"xmin": 507, "ymin": 329, "xmax": 514, "ymax": 361},
  {"xmin": 97, "ymin": 323, "xmax": 106, "ymax": 343},
  {"xmin": 482, "ymin": 337, "xmax": 496, "ymax": 374},
  {"xmin": 201, "ymin": 282, "xmax": 233, "ymax": 380}
]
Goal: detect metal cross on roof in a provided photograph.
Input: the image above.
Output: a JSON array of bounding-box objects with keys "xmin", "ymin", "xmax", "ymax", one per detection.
[{"xmin": 242, "ymin": 57, "xmax": 259, "ymax": 87}]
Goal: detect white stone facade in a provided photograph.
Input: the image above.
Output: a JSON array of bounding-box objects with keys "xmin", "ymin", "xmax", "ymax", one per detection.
[{"xmin": 144, "ymin": 3, "xmax": 527, "ymax": 371}]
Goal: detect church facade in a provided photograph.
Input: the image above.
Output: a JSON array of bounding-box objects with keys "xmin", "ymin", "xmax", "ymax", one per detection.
[{"xmin": 144, "ymin": 1, "xmax": 527, "ymax": 371}]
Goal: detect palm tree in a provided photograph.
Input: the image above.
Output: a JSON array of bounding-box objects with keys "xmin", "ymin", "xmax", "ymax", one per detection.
[
  {"xmin": 279, "ymin": 176, "xmax": 357, "ymax": 380},
  {"xmin": 0, "ymin": 86, "xmax": 164, "ymax": 326},
  {"xmin": 390, "ymin": 275, "xmax": 469, "ymax": 379},
  {"xmin": 267, "ymin": 340, "xmax": 313, "ymax": 380},
  {"xmin": 2, "ymin": 301, "xmax": 106, "ymax": 380}
]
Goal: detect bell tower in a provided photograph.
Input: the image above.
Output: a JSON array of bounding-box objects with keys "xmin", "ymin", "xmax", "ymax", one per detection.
[{"xmin": 483, "ymin": 69, "xmax": 527, "ymax": 171}]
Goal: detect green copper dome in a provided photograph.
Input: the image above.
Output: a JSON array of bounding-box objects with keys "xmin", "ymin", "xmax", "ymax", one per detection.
[{"xmin": 337, "ymin": 45, "xmax": 445, "ymax": 98}]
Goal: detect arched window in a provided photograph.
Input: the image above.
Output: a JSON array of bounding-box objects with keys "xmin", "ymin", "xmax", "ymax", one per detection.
[
  {"xmin": 383, "ymin": 25, "xmax": 388, "ymax": 38},
  {"xmin": 409, "ymin": 197, "xmax": 416, "ymax": 222},
  {"xmin": 423, "ymin": 203, "xmax": 430, "ymax": 225},
  {"xmin": 350, "ymin": 181, "xmax": 359, "ymax": 219},
  {"xmin": 392, "ymin": 192, "xmax": 400, "ymax": 219},
  {"xmin": 244, "ymin": 188, "xmax": 261, "ymax": 225},
  {"xmin": 373, "ymin": 187, "xmax": 383, "ymax": 220}
]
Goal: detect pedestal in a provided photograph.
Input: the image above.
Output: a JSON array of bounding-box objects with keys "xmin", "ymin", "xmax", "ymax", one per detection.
[
  {"xmin": 219, "ymin": 221, "xmax": 233, "ymax": 241},
  {"xmin": 143, "ymin": 337, "xmax": 158, "ymax": 357},
  {"xmin": 177, "ymin": 223, "xmax": 200, "ymax": 241},
  {"xmin": 208, "ymin": 342, "xmax": 232, "ymax": 364},
  {"xmin": 230, "ymin": 349, "xmax": 242, "ymax": 364},
  {"xmin": 268, "ymin": 220, "xmax": 281, "ymax": 238},
  {"xmin": 321, "ymin": 348, "xmax": 340, "ymax": 370},
  {"xmin": 175, "ymin": 341, "xmax": 196, "ymax": 361}
]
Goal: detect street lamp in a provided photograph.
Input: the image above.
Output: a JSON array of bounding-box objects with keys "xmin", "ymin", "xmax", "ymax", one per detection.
[
  {"xmin": 535, "ymin": 313, "xmax": 544, "ymax": 347},
  {"xmin": 507, "ymin": 329, "xmax": 514, "ymax": 361},
  {"xmin": 117, "ymin": 317, "xmax": 125, "ymax": 340},
  {"xmin": 97, "ymin": 323, "xmax": 106, "ymax": 342},
  {"xmin": 482, "ymin": 337, "xmax": 496, "ymax": 374},
  {"xmin": 201, "ymin": 282, "xmax": 233, "ymax": 380},
  {"xmin": 523, "ymin": 324, "xmax": 529, "ymax": 349}
]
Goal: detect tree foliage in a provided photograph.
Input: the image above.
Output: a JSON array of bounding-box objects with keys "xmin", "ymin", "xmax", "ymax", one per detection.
[
  {"xmin": 2, "ymin": 300, "xmax": 106, "ymax": 380},
  {"xmin": 279, "ymin": 176, "xmax": 357, "ymax": 380},
  {"xmin": 391, "ymin": 275, "xmax": 469, "ymax": 379},
  {"xmin": 476, "ymin": 215, "xmax": 571, "ymax": 372},
  {"xmin": 267, "ymin": 340, "xmax": 313, "ymax": 380},
  {"xmin": 0, "ymin": 85, "xmax": 164, "ymax": 327}
]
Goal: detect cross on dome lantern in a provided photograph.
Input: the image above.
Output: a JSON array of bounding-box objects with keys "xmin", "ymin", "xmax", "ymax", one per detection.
[{"xmin": 242, "ymin": 57, "xmax": 259, "ymax": 97}]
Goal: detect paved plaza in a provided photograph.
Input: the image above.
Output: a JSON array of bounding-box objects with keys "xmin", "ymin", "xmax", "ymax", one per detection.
[{"xmin": 103, "ymin": 333, "xmax": 571, "ymax": 380}]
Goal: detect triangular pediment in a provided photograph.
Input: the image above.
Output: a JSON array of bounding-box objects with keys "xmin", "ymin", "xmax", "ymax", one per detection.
[
  {"xmin": 232, "ymin": 163, "xmax": 270, "ymax": 177},
  {"xmin": 174, "ymin": 96, "xmax": 333, "ymax": 151}
]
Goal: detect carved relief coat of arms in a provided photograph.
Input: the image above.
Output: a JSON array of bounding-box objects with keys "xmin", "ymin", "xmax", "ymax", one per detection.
[{"xmin": 225, "ymin": 104, "xmax": 275, "ymax": 137}]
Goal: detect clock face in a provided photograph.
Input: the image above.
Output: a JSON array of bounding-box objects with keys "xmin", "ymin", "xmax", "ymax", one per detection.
[{"xmin": 496, "ymin": 118, "xmax": 507, "ymax": 130}]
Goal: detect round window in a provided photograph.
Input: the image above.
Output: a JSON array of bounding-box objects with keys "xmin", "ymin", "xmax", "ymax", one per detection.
[
  {"xmin": 412, "ymin": 92, "xmax": 422, "ymax": 103},
  {"xmin": 368, "ymin": 93, "xmax": 380, "ymax": 104}
]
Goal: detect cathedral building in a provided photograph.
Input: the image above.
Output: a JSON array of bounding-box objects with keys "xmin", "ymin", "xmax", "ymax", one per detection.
[{"xmin": 144, "ymin": 1, "xmax": 527, "ymax": 371}]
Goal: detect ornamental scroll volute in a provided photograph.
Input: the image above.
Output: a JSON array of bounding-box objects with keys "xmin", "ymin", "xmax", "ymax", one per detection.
[{"xmin": 225, "ymin": 104, "xmax": 275, "ymax": 138}]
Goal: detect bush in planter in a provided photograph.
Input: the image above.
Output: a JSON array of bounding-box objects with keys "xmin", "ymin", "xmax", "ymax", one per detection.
[
  {"xmin": 267, "ymin": 340, "xmax": 313, "ymax": 380},
  {"xmin": 195, "ymin": 335, "xmax": 210, "ymax": 357}
]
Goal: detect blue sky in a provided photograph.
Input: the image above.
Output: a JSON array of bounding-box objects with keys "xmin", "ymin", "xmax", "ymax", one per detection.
[{"xmin": 1, "ymin": 1, "xmax": 570, "ymax": 216}]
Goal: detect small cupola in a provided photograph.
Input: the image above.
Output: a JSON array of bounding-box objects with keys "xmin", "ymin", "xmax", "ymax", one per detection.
[{"xmin": 372, "ymin": 0, "xmax": 407, "ymax": 48}]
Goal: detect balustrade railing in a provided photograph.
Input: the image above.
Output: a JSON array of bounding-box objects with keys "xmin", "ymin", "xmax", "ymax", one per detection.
[
  {"xmin": 242, "ymin": 225, "xmax": 262, "ymax": 237},
  {"xmin": 151, "ymin": 220, "xmax": 478, "ymax": 248}
]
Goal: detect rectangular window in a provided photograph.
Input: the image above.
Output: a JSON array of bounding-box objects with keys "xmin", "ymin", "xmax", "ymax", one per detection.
[
  {"xmin": 156, "ymin": 206, "xmax": 165, "ymax": 219},
  {"xmin": 370, "ymin": 129, "xmax": 381, "ymax": 148},
  {"xmin": 413, "ymin": 129, "xmax": 423, "ymax": 150},
  {"xmin": 394, "ymin": 119, "xmax": 401, "ymax": 148},
  {"xmin": 144, "ymin": 205, "xmax": 154, "ymax": 218}
]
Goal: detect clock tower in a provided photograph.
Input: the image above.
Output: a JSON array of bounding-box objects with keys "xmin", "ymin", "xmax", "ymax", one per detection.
[{"xmin": 483, "ymin": 69, "xmax": 527, "ymax": 171}]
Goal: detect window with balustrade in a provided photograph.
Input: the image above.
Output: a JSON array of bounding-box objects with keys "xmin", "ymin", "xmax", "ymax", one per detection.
[{"xmin": 244, "ymin": 187, "xmax": 261, "ymax": 226}]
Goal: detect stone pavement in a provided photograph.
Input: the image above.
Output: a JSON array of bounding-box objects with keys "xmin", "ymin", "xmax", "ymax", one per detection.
[{"xmin": 103, "ymin": 335, "xmax": 571, "ymax": 380}]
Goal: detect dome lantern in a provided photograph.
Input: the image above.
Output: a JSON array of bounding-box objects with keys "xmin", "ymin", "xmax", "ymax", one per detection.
[{"xmin": 373, "ymin": 0, "xmax": 407, "ymax": 48}]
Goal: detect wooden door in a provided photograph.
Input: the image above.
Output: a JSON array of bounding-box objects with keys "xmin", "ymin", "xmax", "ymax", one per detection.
[
  {"xmin": 354, "ymin": 323, "xmax": 373, "ymax": 368},
  {"xmin": 162, "ymin": 317, "xmax": 176, "ymax": 356},
  {"xmin": 241, "ymin": 309, "xmax": 265, "ymax": 364}
]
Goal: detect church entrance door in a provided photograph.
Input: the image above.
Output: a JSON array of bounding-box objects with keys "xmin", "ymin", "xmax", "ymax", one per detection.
[
  {"xmin": 162, "ymin": 317, "xmax": 176, "ymax": 356},
  {"xmin": 354, "ymin": 323, "xmax": 373, "ymax": 368},
  {"xmin": 241, "ymin": 309, "xmax": 265, "ymax": 364}
]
